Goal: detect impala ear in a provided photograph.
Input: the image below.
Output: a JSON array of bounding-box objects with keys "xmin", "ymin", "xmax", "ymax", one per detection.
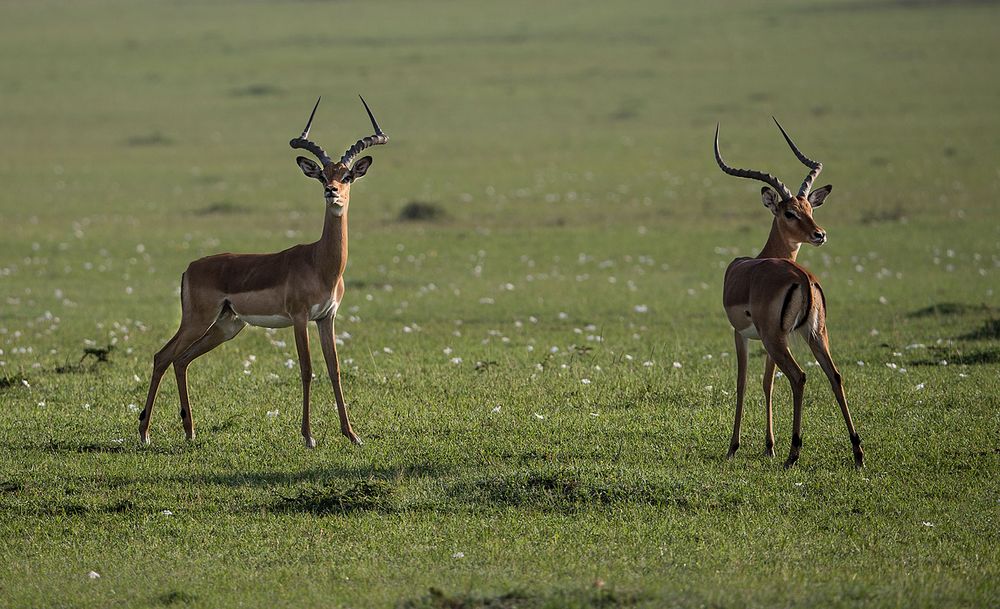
[
  {"xmin": 761, "ymin": 186, "xmax": 780, "ymax": 213},
  {"xmin": 348, "ymin": 156, "xmax": 373, "ymax": 182},
  {"xmin": 296, "ymin": 156, "xmax": 325, "ymax": 181},
  {"xmin": 808, "ymin": 184, "xmax": 833, "ymax": 207}
]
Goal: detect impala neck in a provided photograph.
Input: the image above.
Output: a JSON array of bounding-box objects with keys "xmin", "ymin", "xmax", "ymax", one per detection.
[
  {"xmin": 317, "ymin": 205, "xmax": 349, "ymax": 279},
  {"xmin": 756, "ymin": 218, "xmax": 800, "ymax": 261}
]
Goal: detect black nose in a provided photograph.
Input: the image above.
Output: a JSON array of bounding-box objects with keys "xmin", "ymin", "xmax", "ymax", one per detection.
[{"xmin": 813, "ymin": 230, "xmax": 826, "ymax": 241}]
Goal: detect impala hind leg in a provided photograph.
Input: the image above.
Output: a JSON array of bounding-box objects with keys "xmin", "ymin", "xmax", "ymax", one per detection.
[
  {"xmin": 728, "ymin": 331, "xmax": 749, "ymax": 459},
  {"xmin": 762, "ymin": 337, "xmax": 806, "ymax": 468},
  {"xmin": 172, "ymin": 311, "xmax": 246, "ymax": 440},
  {"xmin": 762, "ymin": 356, "xmax": 777, "ymax": 457},
  {"xmin": 317, "ymin": 315, "xmax": 362, "ymax": 446},
  {"xmin": 806, "ymin": 328, "xmax": 864, "ymax": 468},
  {"xmin": 140, "ymin": 312, "xmax": 219, "ymax": 445}
]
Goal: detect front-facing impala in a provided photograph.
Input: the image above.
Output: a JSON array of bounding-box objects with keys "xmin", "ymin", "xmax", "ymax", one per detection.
[
  {"xmin": 716, "ymin": 119, "xmax": 864, "ymax": 468},
  {"xmin": 139, "ymin": 97, "xmax": 388, "ymax": 447}
]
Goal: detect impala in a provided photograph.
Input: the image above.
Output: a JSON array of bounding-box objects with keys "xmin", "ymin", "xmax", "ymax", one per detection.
[
  {"xmin": 715, "ymin": 119, "xmax": 864, "ymax": 468},
  {"xmin": 139, "ymin": 96, "xmax": 388, "ymax": 447}
]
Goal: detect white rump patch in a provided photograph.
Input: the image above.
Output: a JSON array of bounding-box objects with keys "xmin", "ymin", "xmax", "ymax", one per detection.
[{"xmin": 309, "ymin": 298, "xmax": 338, "ymax": 321}]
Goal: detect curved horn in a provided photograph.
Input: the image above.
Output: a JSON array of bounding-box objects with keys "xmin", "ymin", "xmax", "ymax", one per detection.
[
  {"xmin": 339, "ymin": 95, "xmax": 389, "ymax": 167},
  {"xmin": 772, "ymin": 117, "xmax": 822, "ymax": 197},
  {"xmin": 289, "ymin": 97, "xmax": 333, "ymax": 167},
  {"xmin": 714, "ymin": 124, "xmax": 792, "ymax": 200}
]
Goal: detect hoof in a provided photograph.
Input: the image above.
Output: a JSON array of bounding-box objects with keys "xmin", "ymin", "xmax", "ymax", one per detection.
[
  {"xmin": 185, "ymin": 432, "xmax": 196, "ymax": 441},
  {"xmin": 139, "ymin": 433, "xmax": 150, "ymax": 446},
  {"xmin": 304, "ymin": 436, "xmax": 317, "ymax": 449},
  {"xmin": 725, "ymin": 448, "xmax": 737, "ymax": 460},
  {"xmin": 343, "ymin": 427, "xmax": 363, "ymax": 446},
  {"xmin": 763, "ymin": 447, "xmax": 776, "ymax": 458},
  {"xmin": 854, "ymin": 453, "xmax": 865, "ymax": 469},
  {"xmin": 783, "ymin": 456, "xmax": 799, "ymax": 469}
]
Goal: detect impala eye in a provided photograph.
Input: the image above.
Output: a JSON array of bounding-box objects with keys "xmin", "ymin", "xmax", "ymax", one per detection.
[{"xmin": 784, "ymin": 211, "xmax": 796, "ymax": 220}]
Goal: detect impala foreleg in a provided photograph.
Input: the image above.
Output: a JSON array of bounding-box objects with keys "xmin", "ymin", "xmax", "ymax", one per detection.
[
  {"xmin": 317, "ymin": 315, "xmax": 362, "ymax": 445},
  {"xmin": 292, "ymin": 317, "xmax": 316, "ymax": 448},
  {"xmin": 806, "ymin": 329, "xmax": 864, "ymax": 468},
  {"xmin": 728, "ymin": 331, "xmax": 749, "ymax": 459}
]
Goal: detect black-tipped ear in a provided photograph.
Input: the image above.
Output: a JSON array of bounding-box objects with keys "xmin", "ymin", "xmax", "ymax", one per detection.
[
  {"xmin": 296, "ymin": 156, "xmax": 325, "ymax": 181},
  {"xmin": 808, "ymin": 184, "xmax": 832, "ymax": 207},
  {"xmin": 348, "ymin": 156, "xmax": 373, "ymax": 182},
  {"xmin": 761, "ymin": 186, "xmax": 780, "ymax": 212}
]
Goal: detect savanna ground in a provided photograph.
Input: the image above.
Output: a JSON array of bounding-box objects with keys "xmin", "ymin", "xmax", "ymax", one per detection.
[{"xmin": 1, "ymin": 0, "xmax": 998, "ymax": 607}]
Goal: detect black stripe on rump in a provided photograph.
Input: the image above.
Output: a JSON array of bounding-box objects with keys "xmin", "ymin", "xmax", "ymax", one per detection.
[{"xmin": 780, "ymin": 284, "xmax": 800, "ymax": 331}]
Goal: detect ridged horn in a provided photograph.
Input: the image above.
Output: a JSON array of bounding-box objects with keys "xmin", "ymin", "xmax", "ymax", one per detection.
[
  {"xmin": 289, "ymin": 97, "xmax": 333, "ymax": 167},
  {"xmin": 772, "ymin": 117, "xmax": 822, "ymax": 197},
  {"xmin": 714, "ymin": 124, "xmax": 793, "ymax": 200},
  {"xmin": 339, "ymin": 95, "xmax": 389, "ymax": 167}
]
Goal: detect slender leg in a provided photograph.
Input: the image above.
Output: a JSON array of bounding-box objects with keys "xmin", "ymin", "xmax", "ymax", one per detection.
[
  {"xmin": 292, "ymin": 316, "xmax": 316, "ymax": 448},
  {"xmin": 762, "ymin": 356, "xmax": 777, "ymax": 457},
  {"xmin": 139, "ymin": 309, "xmax": 219, "ymax": 445},
  {"xmin": 172, "ymin": 313, "xmax": 246, "ymax": 440},
  {"xmin": 762, "ymin": 336, "xmax": 806, "ymax": 468},
  {"xmin": 728, "ymin": 331, "xmax": 749, "ymax": 459},
  {"xmin": 807, "ymin": 329, "xmax": 864, "ymax": 468},
  {"xmin": 317, "ymin": 315, "xmax": 362, "ymax": 445}
]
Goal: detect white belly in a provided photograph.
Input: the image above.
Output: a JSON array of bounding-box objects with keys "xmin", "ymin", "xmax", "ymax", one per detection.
[
  {"xmin": 239, "ymin": 314, "xmax": 293, "ymax": 329},
  {"xmin": 230, "ymin": 297, "xmax": 337, "ymax": 328}
]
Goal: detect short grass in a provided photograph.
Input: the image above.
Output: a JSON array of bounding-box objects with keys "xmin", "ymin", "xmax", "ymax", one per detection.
[{"xmin": 1, "ymin": 0, "xmax": 998, "ymax": 607}]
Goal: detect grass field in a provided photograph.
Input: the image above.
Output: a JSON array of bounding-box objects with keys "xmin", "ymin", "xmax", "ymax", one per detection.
[{"xmin": 1, "ymin": 0, "xmax": 999, "ymax": 607}]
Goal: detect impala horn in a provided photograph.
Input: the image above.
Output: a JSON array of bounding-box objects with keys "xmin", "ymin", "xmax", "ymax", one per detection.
[
  {"xmin": 289, "ymin": 97, "xmax": 333, "ymax": 167},
  {"xmin": 714, "ymin": 124, "xmax": 793, "ymax": 201},
  {"xmin": 773, "ymin": 117, "xmax": 823, "ymax": 197},
  {"xmin": 339, "ymin": 95, "xmax": 389, "ymax": 167}
]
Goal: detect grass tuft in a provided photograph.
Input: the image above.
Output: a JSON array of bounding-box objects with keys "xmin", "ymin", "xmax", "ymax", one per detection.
[
  {"xmin": 398, "ymin": 201, "xmax": 447, "ymax": 222},
  {"xmin": 273, "ymin": 479, "xmax": 395, "ymax": 515}
]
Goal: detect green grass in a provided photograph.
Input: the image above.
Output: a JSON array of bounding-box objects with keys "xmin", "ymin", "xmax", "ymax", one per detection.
[{"xmin": 1, "ymin": 0, "xmax": 999, "ymax": 607}]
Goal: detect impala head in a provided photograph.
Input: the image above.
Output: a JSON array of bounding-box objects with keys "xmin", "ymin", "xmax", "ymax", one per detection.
[
  {"xmin": 289, "ymin": 96, "xmax": 388, "ymax": 216},
  {"xmin": 715, "ymin": 118, "xmax": 833, "ymax": 247}
]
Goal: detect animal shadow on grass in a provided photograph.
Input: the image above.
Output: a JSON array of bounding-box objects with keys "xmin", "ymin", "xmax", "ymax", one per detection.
[
  {"xmin": 448, "ymin": 470, "xmax": 734, "ymax": 514},
  {"xmin": 154, "ymin": 590, "xmax": 198, "ymax": 606},
  {"xmin": 399, "ymin": 586, "xmax": 648, "ymax": 609}
]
